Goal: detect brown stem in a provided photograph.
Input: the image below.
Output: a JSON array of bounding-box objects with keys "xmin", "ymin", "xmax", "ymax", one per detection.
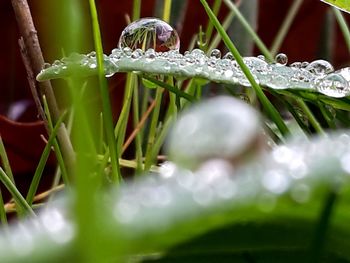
[
  {"xmin": 11, "ymin": 0, "xmax": 75, "ymax": 173},
  {"xmin": 122, "ymin": 99, "xmax": 157, "ymax": 154}
]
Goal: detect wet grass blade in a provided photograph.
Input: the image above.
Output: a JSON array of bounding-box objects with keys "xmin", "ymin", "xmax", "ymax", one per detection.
[{"xmin": 200, "ymin": 0, "xmax": 289, "ymax": 136}]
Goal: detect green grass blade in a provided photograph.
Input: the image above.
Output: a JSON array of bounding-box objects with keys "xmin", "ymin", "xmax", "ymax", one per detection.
[
  {"xmin": 132, "ymin": 0, "xmax": 141, "ymax": 21},
  {"xmin": 144, "ymin": 88, "xmax": 163, "ymax": 171},
  {"xmin": 200, "ymin": 0, "xmax": 289, "ymax": 136},
  {"xmin": 89, "ymin": 0, "xmax": 121, "ymax": 183},
  {"xmin": 0, "ymin": 189, "xmax": 6, "ymax": 225},
  {"xmin": 0, "ymin": 137, "xmax": 15, "ymax": 184},
  {"xmin": 142, "ymin": 75, "xmax": 195, "ymax": 102},
  {"xmin": 26, "ymin": 110, "xmax": 68, "ymax": 206},
  {"xmin": 0, "ymin": 167, "xmax": 35, "ymax": 216},
  {"xmin": 43, "ymin": 96, "xmax": 69, "ymax": 185},
  {"xmin": 333, "ymin": 8, "xmax": 350, "ymax": 53}
]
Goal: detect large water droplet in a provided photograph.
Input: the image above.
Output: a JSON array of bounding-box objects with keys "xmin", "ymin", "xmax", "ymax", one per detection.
[
  {"xmin": 118, "ymin": 18, "xmax": 180, "ymax": 52},
  {"xmin": 306, "ymin": 60, "xmax": 334, "ymax": 75},
  {"xmin": 275, "ymin": 53, "xmax": 288, "ymax": 65},
  {"xmin": 316, "ymin": 73, "xmax": 350, "ymax": 98}
]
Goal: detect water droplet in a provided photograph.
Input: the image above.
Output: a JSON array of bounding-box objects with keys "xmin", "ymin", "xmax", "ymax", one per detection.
[
  {"xmin": 89, "ymin": 63, "xmax": 97, "ymax": 69},
  {"xmin": 131, "ymin": 48, "xmax": 143, "ymax": 59},
  {"xmin": 118, "ymin": 17, "xmax": 180, "ymax": 52},
  {"xmin": 223, "ymin": 52, "xmax": 234, "ymax": 60},
  {"xmin": 257, "ymin": 55, "xmax": 265, "ymax": 61},
  {"xmin": 290, "ymin": 62, "xmax": 302, "ymax": 68},
  {"xmin": 145, "ymin": 48, "xmax": 156, "ymax": 60},
  {"xmin": 306, "ymin": 60, "xmax": 334, "ymax": 75},
  {"xmin": 301, "ymin": 61, "xmax": 309, "ymax": 68},
  {"xmin": 316, "ymin": 73, "xmax": 350, "ymax": 98},
  {"xmin": 210, "ymin": 48, "xmax": 221, "ymax": 59},
  {"xmin": 87, "ymin": 51, "xmax": 96, "ymax": 58},
  {"xmin": 268, "ymin": 75, "xmax": 288, "ymax": 89},
  {"xmin": 275, "ymin": 53, "xmax": 288, "ymax": 65},
  {"xmin": 262, "ymin": 170, "xmax": 289, "ymax": 194},
  {"xmin": 122, "ymin": 47, "xmax": 132, "ymax": 56}
]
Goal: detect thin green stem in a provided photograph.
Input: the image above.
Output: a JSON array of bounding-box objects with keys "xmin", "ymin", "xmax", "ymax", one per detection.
[
  {"xmin": 26, "ymin": 110, "xmax": 68, "ymax": 206},
  {"xmin": 144, "ymin": 88, "xmax": 163, "ymax": 171},
  {"xmin": 43, "ymin": 96, "xmax": 69, "ymax": 184},
  {"xmin": 207, "ymin": 11, "xmax": 235, "ymax": 52},
  {"xmin": 295, "ymin": 99, "xmax": 325, "ymax": 135},
  {"xmin": 115, "ymin": 73, "xmax": 134, "ymax": 156},
  {"xmin": 89, "ymin": 0, "xmax": 120, "ymax": 182},
  {"xmin": 142, "ymin": 75, "xmax": 195, "ymax": 102},
  {"xmin": 0, "ymin": 167, "xmax": 35, "ymax": 216},
  {"xmin": 0, "ymin": 189, "xmax": 6, "ymax": 225},
  {"xmin": 162, "ymin": 0, "xmax": 172, "ymax": 22},
  {"xmin": 201, "ymin": 0, "xmax": 289, "ymax": 136},
  {"xmin": 222, "ymin": 0, "xmax": 273, "ymax": 62},
  {"xmin": 132, "ymin": 0, "xmax": 141, "ymax": 21},
  {"xmin": 205, "ymin": 0, "xmax": 222, "ymax": 50},
  {"xmin": 132, "ymin": 76, "xmax": 143, "ymax": 174},
  {"xmin": 333, "ymin": 8, "xmax": 350, "ymax": 54},
  {"xmin": 0, "ymin": 137, "xmax": 15, "ymax": 184},
  {"xmin": 270, "ymin": 0, "xmax": 303, "ymax": 56}
]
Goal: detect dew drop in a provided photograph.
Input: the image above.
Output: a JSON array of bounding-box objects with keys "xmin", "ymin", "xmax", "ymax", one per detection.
[
  {"xmin": 275, "ymin": 53, "xmax": 288, "ymax": 65},
  {"xmin": 131, "ymin": 48, "xmax": 143, "ymax": 59},
  {"xmin": 306, "ymin": 60, "xmax": 334, "ymax": 75},
  {"xmin": 118, "ymin": 17, "xmax": 180, "ymax": 52},
  {"xmin": 290, "ymin": 62, "xmax": 302, "ymax": 68},
  {"xmin": 223, "ymin": 52, "xmax": 234, "ymax": 60},
  {"xmin": 316, "ymin": 73, "xmax": 350, "ymax": 98},
  {"xmin": 257, "ymin": 55, "xmax": 265, "ymax": 61},
  {"xmin": 145, "ymin": 48, "xmax": 156, "ymax": 60},
  {"xmin": 210, "ymin": 48, "xmax": 221, "ymax": 59},
  {"xmin": 301, "ymin": 61, "xmax": 309, "ymax": 68}
]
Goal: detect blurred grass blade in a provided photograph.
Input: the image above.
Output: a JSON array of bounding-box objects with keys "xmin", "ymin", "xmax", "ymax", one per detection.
[
  {"xmin": 0, "ymin": 167, "xmax": 35, "ymax": 216},
  {"xmin": 270, "ymin": 0, "xmax": 303, "ymax": 56},
  {"xmin": 89, "ymin": 0, "xmax": 121, "ymax": 182},
  {"xmin": 320, "ymin": 0, "xmax": 350, "ymax": 13},
  {"xmin": 43, "ymin": 96, "xmax": 69, "ymax": 185},
  {"xmin": 333, "ymin": 8, "xmax": 350, "ymax": 53},
  {"xmin": 222, "ymin": 0, "xmax": 273, "ymax": 61},
  {"xmin": 26, "ymin": 110, "xmax": 68, "ymax": 206},
  {"xmin": 200, "ymin": 0, "xmax": 289, "ymax": 136}
]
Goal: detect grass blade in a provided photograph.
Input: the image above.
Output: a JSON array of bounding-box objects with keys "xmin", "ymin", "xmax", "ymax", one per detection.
[
  {"xmin": 200, "ymin": 0, "xmax": 289, "ymax": 136},
  {"xmin": 26, "ymin": 110, "xmax": 68, "ymax": 206},
  {"xmin": 0, "ymin": 167, "xmax": 35, "ymax": 216},
  {"xmin": 89, "ymin": 0, "xmax": 121, "ymax": 182}
]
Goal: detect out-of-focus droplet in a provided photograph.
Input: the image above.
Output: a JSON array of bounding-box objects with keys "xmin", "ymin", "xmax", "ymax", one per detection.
[
  {"xmin": 257, "ymin": 55, "xmax": 265, "ymax": 61},
  {"xmin": 275, "ymin": 53, "xmax": 288, "ymax": 65},
  {"xmin": 118, "ymin": 17, "xmax": 180, "ymax": 52}
]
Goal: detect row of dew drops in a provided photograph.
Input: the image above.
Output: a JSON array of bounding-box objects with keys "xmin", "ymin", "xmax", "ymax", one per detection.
[{"xmin": 40, "ymin": 17, "xmax": 350, "ymax": 98}]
